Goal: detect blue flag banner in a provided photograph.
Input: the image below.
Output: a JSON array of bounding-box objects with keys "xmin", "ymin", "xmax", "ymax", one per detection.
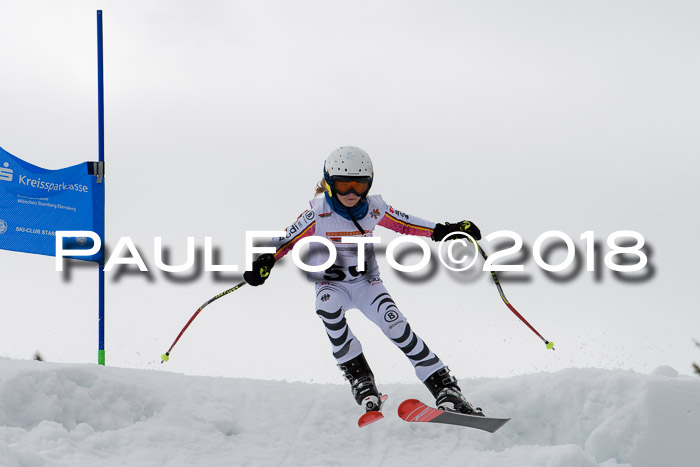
[{"xmin": 0, "ymin": 146, "xmax": 105, "ymax": 263}]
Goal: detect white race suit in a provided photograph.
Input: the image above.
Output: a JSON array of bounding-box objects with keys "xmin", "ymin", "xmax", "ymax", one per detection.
[{"xmin": 268, "ymin": 194, "xmax": 445, "ymax": 382}]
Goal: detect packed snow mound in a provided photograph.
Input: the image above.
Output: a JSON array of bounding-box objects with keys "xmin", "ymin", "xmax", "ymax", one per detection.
[{"xmin": 0, "ymin": 358, "xmax": 698, "ymax": 467}]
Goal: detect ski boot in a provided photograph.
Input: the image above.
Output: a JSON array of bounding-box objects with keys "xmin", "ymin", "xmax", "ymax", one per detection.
[
  {"xmin": 424, "ymin": 367, "xmax": 484, "ymax": 416},
  {"xmin": 339, "ymin": 353, "xmax": 383, "ymax": 412}
]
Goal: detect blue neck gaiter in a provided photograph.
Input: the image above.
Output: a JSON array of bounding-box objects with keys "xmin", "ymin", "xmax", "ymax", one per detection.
[{"xmin": 324, "ymin": 192, "xmax": 369, "ymax": 221}]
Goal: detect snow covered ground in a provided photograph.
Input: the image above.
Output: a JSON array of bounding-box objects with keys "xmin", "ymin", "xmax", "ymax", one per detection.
[{"xmin": 0, "ymin": 358, "xmax": 698, "ymax": 467}]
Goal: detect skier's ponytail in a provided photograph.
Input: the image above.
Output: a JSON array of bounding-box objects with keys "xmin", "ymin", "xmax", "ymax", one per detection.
[{"xmin": 314, "ymin": 178, "xmax": 329, "ymax": 197}]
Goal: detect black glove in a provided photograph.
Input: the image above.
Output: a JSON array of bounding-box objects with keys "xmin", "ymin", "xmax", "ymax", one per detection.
[
  {"xmin": 243, "ymin": 253, "xmax": 276, "ymax": 286},
  {"xmin": 431, "ymin": 221, "xmax": 482, "ymax": 242}
]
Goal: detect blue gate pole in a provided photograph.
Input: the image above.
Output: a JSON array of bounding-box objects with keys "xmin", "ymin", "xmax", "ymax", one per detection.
[{"xmin": 97, "ymin": 10, "xmax": 106, "ymax": 366}]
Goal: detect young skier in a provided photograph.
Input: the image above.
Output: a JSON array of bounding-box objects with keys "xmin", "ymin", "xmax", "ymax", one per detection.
[{"xmin": 243, "ymin": 146, "xmax": 484, "ymax": 416}]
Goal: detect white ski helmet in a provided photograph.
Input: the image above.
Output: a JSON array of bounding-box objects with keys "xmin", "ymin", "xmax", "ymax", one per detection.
[
  {"xmin": 324, "ymin": 146, "xmax": 374, "ymax": 178},
  {"xmin": 323, "ymin": 146, "xmax": 374, "ymax": 198}
]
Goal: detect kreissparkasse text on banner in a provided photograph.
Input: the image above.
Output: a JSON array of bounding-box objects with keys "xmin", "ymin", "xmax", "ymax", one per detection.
[{"xmin": 0, "ymin": 146, "xmax": 104, "ymax": 263}]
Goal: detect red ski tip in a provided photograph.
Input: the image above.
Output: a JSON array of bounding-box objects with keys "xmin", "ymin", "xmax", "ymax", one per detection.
[
  {"xmin": 358, "ymin": 410, "xmax": 384, "ymax": 428},
  {"xmin": 358, "ymin": 394, "xmax": 388, "ymax": 428},
  {"xmin": 398, "ymin": 399, "xmax": 441, "ymax": 422}
]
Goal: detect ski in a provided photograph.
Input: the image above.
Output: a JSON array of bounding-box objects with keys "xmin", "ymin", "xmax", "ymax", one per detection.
[
  {"xmin": 358, "ymin": 394, "xmax": 389, "ymax": 428},
  {"xmin": 397, "ymin": 399, "xmax": 509, "ymax": 433}
]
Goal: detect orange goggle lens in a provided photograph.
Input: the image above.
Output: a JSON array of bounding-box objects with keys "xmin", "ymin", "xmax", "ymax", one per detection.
[{"xmin": 333, "ymin": 179, "xmax": 370, "ymax": 195}]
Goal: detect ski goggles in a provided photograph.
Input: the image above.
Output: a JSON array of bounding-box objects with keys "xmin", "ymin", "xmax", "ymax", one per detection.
[{"xmin": 331, "ymin": 177, "xmax": 372, "ymax": 196}]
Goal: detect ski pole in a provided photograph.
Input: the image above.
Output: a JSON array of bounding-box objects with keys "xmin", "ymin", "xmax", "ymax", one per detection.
[
  {"xmin": 160, "ymin": 281, "xmax": 247, "ymax": 363},
  {"xmin": 476, "ymin": 242, "xmax": 555, "ymax": 351}
]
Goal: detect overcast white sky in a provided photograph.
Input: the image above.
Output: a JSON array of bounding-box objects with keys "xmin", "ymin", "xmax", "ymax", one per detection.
[{"xmin": 1, "ymin": 0, "xmax": 699, "ymax": 385}]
